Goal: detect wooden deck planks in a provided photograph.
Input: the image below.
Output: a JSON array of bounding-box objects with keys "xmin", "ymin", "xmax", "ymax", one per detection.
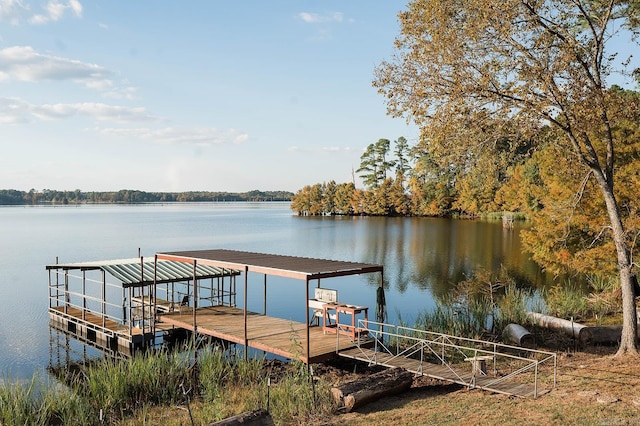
[
  {"xmin": 159, "ymin": 306, "xmax": 364, "ymax": 363},
  {"xmin": 338, "ymin": 347, "xmax": 543, "ymax": 398},
  {"xmin": 51, "ymin": 306, "xmax": 124, "ymax": 332}
]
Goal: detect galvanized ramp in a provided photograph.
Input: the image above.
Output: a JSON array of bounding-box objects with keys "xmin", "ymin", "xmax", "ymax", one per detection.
[{"xmin": 337, "ymin": 321, "xmax": 556, "ymax": 399}]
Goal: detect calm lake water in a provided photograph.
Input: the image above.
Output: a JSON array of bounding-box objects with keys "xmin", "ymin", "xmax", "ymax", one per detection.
[{"xmin": 0, "ymin": 202, "xmax": 555, "ymax": 379}]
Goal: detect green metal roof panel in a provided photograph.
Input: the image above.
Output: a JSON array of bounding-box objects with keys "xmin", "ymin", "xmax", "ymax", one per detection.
[{"xmin": 47, "ymin": 258, "xmax": 238, "ymax": 288}]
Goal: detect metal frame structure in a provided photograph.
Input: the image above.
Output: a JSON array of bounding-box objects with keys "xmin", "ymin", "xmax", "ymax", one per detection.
[
  {"xmin": 46, "ymin": 256, "xmax": 239, "ymax": 354},
  {"xmin": 155, "ymin": 249, "xmax": 384, "ymax": 364}
]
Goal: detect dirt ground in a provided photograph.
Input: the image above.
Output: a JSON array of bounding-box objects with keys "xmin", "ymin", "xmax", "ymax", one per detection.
[{"xmin": 315, "ymin": 346, "xmax": 640, "ymax": 426}]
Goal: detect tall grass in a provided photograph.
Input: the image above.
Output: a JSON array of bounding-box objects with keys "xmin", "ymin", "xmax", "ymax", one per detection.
[
  {"xmin": 0, "ymin": 375, "xmax": 91, "ymax": 426},
  {"xmin": 413, "ymin": 269, "xmax": 533, "ymax": 342},
  {"xmin": 79, "ymin": 349, "xmax": 194, "ymax": 419},
  {"xmin": 12, "ymin": 343, "xmax": 332, "ymax": 425},
  {"xmin": 542, "ymin": 275, "xmax": 622, "ymax": 323}
]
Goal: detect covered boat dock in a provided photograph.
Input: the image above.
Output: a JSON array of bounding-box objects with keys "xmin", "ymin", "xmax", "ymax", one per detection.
[
  {"xmin": 155, "ymin": 249, "xmax": 385, "ymax": 364},
  {"xmin": 47, "ymin": 249, "xmax": 384, "ymax": 364},
  {"xmin": 47, "ymin": 256, "xmax": 240, "ymax": 355}
]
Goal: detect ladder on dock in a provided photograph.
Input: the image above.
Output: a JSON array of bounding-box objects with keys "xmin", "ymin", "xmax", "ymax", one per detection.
[{"xmin": 337, "ymin": 321, "xmax": 557, "ymax": 399}]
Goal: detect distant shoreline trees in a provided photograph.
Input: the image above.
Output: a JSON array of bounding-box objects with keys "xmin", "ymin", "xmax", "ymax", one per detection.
[
  {"xmin": 291, "ymin": 128, "xmax": 536, "ymax": 218},
  {"xmin": 0, "ymin": 189, "xmax": 293, "ymax": 205}
]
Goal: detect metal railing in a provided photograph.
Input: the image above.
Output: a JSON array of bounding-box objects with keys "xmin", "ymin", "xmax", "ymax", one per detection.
[{"xmin": 338, "ymin": 319, "xmax": 556, "ymax": 398}]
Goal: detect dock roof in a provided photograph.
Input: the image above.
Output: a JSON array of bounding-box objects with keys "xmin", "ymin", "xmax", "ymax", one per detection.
[
  {"xmin": 46, "ymin": 257, "xmax": 237, "ymax": 288},
  {"xmin": 157, "ymin": 249, "xmax": 383, "ymax": 281}
]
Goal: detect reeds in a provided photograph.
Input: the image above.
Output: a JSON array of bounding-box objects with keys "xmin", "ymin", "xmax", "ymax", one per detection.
[
  {"xmin": 0, "ymin": 375, "xmax": 91, "ymax": 426},
  {"xmin": 1, "ymin": 344, "xmax": 333, "ymax": 425}
]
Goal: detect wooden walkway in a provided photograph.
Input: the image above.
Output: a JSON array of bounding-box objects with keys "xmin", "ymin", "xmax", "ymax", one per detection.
[
  {"xmin": 338, "ymin": 347, "xmax": 547, "ymax": 398},
  {"xmin": 158, "ymin": 305, "xmax": 366, "ymax": 363}
]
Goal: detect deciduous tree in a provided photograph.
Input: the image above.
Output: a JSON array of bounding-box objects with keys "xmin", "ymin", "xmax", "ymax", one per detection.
[{"xmin": 374, "ymin": 0, "xmax": 640, "ymax": 354}]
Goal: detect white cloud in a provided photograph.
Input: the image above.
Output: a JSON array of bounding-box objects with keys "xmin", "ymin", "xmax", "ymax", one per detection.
[
  {"xmin": 0, "ymin": 96, "xmax": 163, "ymax": 124},
  {"xmin": 29, "ymin": 0, "xmax": 82, "ymax": 25},
  {"xmin": 297, "ymin": 12, "xmax": 344, "ymax": 24},
  {"xmin": 99, "ymin": 126, "xmax": 249, "ymax": 146},
  {"xmin": 0, "ymin": 46, "xmax": 135, "ymax": 95},
  {"xmin": 0, "ymin": 0, "xmax": 83, "ymax": 25},
  {"xmin": 68, "ymin": 0, "xmax": 82, "ymax": 16},
  {"xmin": 0, "ymin": 0, "xmax": 29, "ymax": 25}
]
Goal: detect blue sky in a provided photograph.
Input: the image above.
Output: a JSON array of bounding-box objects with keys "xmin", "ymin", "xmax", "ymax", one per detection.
[{"xmin": 0, "ymin": 1, "xmax": 417, "ymax": 192}]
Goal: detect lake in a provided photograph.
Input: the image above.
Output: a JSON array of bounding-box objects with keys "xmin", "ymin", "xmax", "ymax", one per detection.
[{"xmin": 0, "ymin": 202, "xmax": 555, "ymax": 379}]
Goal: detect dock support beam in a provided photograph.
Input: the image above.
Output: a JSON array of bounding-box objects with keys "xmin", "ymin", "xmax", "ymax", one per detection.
[
  {"xmin": 263, "ymin": 274, "xmax": 267, "ymax": 315},
  {"xmin": 244, "ymin": 266, "xmax": 249, "ymax": 360},
  {"xmin": 193, "ymin": 260, "xmax": 198, "ymax": 362},
  {"xmin": 306, "ymin": 277, "xmax": 310, "ymax": 371}
]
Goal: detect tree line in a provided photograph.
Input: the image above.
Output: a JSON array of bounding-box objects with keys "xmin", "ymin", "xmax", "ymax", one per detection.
[
  {"xmin": 290, "ymin": 127, "xmax": 532, "ymax": 218},
  {"xmin": 0, "ymin": 189, "xmax": 293, "ymax": 205}
]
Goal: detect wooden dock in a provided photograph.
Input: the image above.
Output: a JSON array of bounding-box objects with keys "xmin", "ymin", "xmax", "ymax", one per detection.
[
  {"xmin": 338, "ymin": 347, "xmax": 548, "ymax": 398},
  {"xmin": 158, "ymin": 305, "xmax": 367, "ymax": 363}
]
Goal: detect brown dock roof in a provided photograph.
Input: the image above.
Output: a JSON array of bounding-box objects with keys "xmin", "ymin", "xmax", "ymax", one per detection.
[{"xmin": 157, "ymin": 249, "xmax": 383, "ymax": 281}]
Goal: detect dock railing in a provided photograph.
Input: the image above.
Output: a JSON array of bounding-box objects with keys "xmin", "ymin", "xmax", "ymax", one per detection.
[
  {"xmin": 340, "ymin": 319, "xmax": 556, "ymax": 398},
  {"xmin": 48, "ymin": 268, "xmax": 145, "ymax": 340}
]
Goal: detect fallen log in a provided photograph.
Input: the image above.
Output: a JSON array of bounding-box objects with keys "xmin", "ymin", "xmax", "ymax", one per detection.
[
  {"xmin": 210, "ymin": 409, "xmax": 274, "ymax": 426},
  {"xmin": 581, "ymin": 325, "xmax": 622, "ymax": 345},
  {"xmin": 502, "ymin": 323, "xmax": 534, "ymax": 348},
  {"xmin": 526, "ymin": 312, "xmax": 590, "ymax": 343},
  {"xmin": 331, "ymin": 367, "xmax": 414, "ymax": 412},
  {"xmin": 526, "ymin": 312, "xmax": 633, "ymax": 345}
]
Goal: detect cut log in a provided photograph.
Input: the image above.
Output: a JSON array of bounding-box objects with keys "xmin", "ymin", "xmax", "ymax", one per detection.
[
  {"xmin": 331, "ymin": 367, "xmax": 414, "ymax": 412},
  {"xmin": 581, "ymin": 325, "xmax": 622, "ymax": 345},
  {"xmin": 502, "ymin": 323, "xmax": 534, "ymax": 348},
  {"xmin": 526, "ymin": 312, "xmax": 633, "ymax": 345},
  {"xmin": 526, "ymin": 312, "xmax": 590, "ymax": 343},
  {"xmin": 210, "ymin": 409, "xmax": 274, "ymax": 426}
]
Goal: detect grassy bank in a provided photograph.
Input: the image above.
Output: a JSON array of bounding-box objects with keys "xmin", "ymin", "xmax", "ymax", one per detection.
[{"xmin": 0, "ymin": 346, "xmax": 333, "ymax": 425}]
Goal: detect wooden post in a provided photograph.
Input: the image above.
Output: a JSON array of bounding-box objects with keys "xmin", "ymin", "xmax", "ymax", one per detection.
[{"xmin": 263, "ymin": 274, "xmax": 267, "ymax": 315}]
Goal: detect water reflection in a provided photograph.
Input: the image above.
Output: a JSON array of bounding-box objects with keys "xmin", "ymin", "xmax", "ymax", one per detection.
[{"xmin": 295, "ymin": 215, "xmax": 559, "ymax": 300}]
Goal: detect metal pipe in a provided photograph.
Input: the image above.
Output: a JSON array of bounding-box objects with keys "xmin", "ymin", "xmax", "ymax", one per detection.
[
  {"xmin": 64, "ymin": 269, "xmax": 69, "ymax": 314},
  {"xmin": 128, "ymin": 287, "xmax": 133, "ymax": 335},
  {"xmin": 534, "ymin": 361, "xmax": 538, "ymax": 398},
  {"xmin": 82, "ymin": 270, "xmax": 86, "ymax": 321},
  {"xmin": 244, "ymin": 265, "xmax": 249, "ymax": 360},
  {"xmin": 305, "ymin": 277, "xmax": 310, "ymax": 370},
  {"xmin": 193, "ymin": 260, "xmax": 198, "ymax": 345},
  {"xmin": 263, "ymin": 274, "xmax": 267, "ymax": 315},
  {"xmin": 554, "ymin": 355, "xmax": 557, "ymax": 388},
  {"xmin": 140, "ymin": 256, "xmax": 145, "ymax": 339}
]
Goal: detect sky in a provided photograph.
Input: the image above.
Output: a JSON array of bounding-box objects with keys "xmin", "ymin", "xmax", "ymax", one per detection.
[{"xmin": 0, "ymin": 0, "xmax": 418, "ymax": 193}]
